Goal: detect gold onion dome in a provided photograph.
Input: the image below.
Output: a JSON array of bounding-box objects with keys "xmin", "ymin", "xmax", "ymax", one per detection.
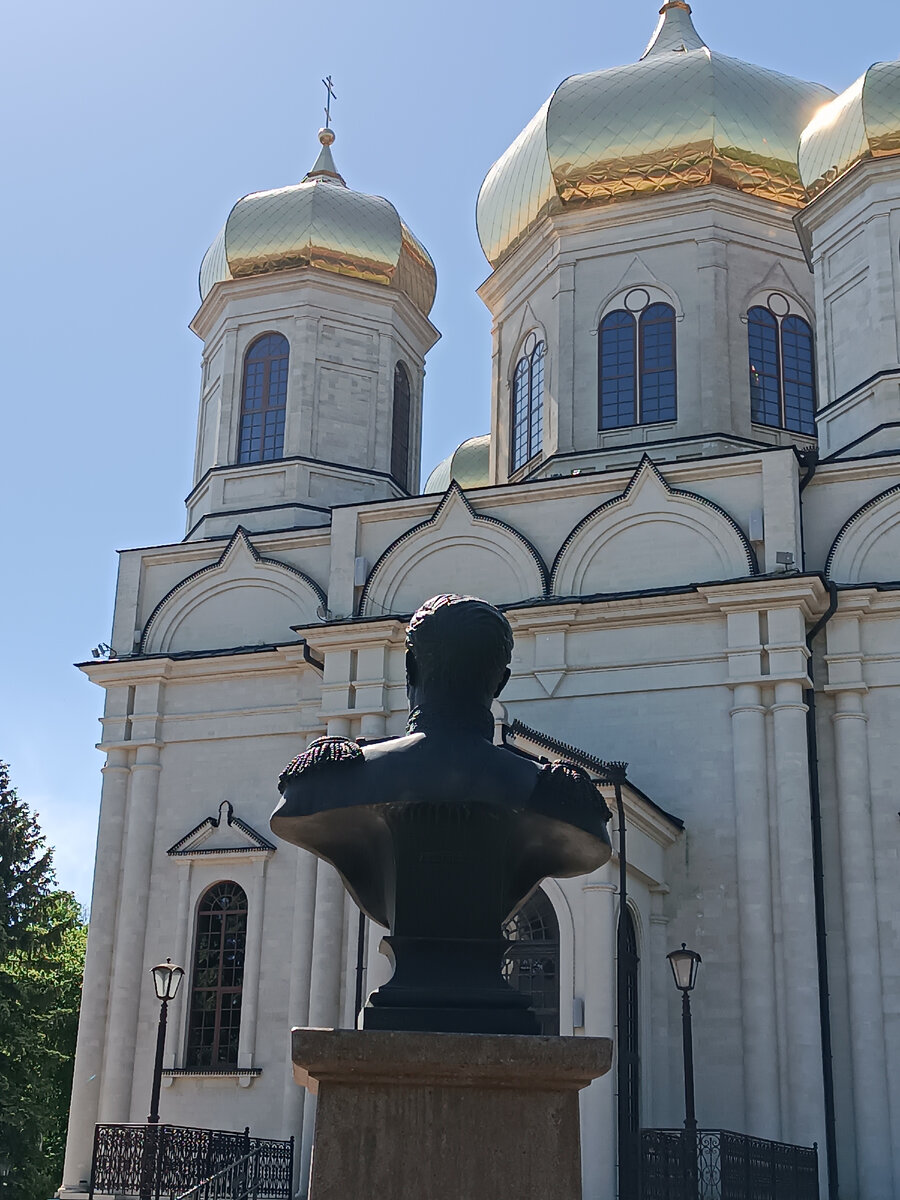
[
  {"xmin": 424, "ymin": 434, "xmax": 491, "ymax": 493},
  {"xmin": 476, "ymin": 2, "xmax": 834, "ymax": 267},
  {"xmin": 799, "ymin": 59, "xmax": 900, "ymax": 197},
  {"xmin": 199, "ymin": 128, "xmax": 436, "ymax": 315}
]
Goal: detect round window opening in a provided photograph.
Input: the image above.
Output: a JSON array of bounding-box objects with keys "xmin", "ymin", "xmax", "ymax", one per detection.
[
  {"xmin": 625, "ymin": 288, "xmax": 651, "ymax": 312},
  {"xmin": 767, "ymin": 292, "xmax": 791, "ymax": 317}
]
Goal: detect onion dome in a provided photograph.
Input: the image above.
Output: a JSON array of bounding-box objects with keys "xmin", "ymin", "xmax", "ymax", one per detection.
[
  {"xmin": 799, "ymin": 60, "xmax": 900, "ymax": 197},
  {"xmin": 424, "ymin": 434, "xmax": 491, "ymax": 493},
  {"xmin": 200, "ymin": 128, "xmax": 436, "ymax": 315},
  {"xmin": 476, "ymin": 2, "xmax": 834, "ymax": 267}
]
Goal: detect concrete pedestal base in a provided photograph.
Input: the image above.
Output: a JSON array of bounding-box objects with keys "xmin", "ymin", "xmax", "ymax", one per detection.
[{"xmin": 292, "ymin": 1027, "xmax": 612, "ymax": 1200}]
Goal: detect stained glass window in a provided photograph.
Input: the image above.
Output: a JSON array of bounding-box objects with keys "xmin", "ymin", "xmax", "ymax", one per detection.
[
  {"xmin": 238, "ymin": 333, "xmax": 289, "ymax": 464},
  {"xmin": 600, "ymin": 303, "xmax": 677, "ymax": 429},
  {"xmin": 391, "ymin": 362, "xmax": 412, "ymax": 489},
  {"xmin": 502, "ymin": 888, "xmax": 559, "ymax": 1035},
  {"xmin": 510, "ymin": 340, "xmax": 546, "ymax": 472},
  {"xmin": 749, "ymin": 306, "xmax": 816, "ymax": 436},
  {"xmin": 185, "ymin": 882, "xmax": 247, "ymax": 1069}
]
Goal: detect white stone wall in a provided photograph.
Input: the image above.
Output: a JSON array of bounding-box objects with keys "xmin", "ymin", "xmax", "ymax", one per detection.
[
  {"xmin": 796, "ymin": 157, "xmax": 900, "ymax": 458},
  {"xmin": 478, "ymin": 188, "xmax": 817, "ymax": 484},
  {"xmin": 185, "ymin": 268, "xmax": 439, "ymax": 538}
]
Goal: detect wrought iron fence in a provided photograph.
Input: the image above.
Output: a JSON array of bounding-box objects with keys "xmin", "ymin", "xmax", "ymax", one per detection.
[
  {"xmin": 88, "ymin": 1124, "xmax": 293, "ymax": 1200},
  {"xmin": 640, "ymin": 1129, "xmax": 819, "ymax": 1200},
  {"xmin": 175, "ymin": 1151, "xmax": 260, "ymax": 1200}
]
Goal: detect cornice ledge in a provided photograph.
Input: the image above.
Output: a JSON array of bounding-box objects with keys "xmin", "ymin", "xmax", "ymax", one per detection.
[
  {"xmin": 506, "ymin": 606, "xmax": 582, "ymax": 632},
  {"xmin": 699, "ymin": 575, "xmax": 829, "ymax": 617},
  {"xmin": 191, "ymin": 268, "xmax": 439, "ymax": 346},
  {"xmin": 293, "ymin": 619, "xmax": 407, "ymax": 653},
  {"xmin": 78, "ymin": 658, "xmax": 174, "ymax": 684},
  {"xmin": 831, "ymin": 588, "xmax": 877, "ymax": 614}
]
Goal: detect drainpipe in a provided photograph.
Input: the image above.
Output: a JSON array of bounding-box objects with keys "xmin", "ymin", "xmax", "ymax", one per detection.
[
  {"xmin": 798, "ymin": 449, "xmax": 819, "ymax": 571},
  {"xmin": 805, "ymin": 579, "xmax": 839, "ymax": 1198},
  {"xmin": 612, "ymin": 770, "xmax": 634, "ymax": 1199}
]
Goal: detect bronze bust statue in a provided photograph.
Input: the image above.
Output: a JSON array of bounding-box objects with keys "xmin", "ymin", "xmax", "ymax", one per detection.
[{"xmin": 271, "ymin": 594, "xmax": 612, "ymax": 1034}]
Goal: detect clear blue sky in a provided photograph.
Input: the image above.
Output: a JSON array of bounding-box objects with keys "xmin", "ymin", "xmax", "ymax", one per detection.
[{"xmin": 1, "ymin": 0, "xmax": 896, "ymax": 907}]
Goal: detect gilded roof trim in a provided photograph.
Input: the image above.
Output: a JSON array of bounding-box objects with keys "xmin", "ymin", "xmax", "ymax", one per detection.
[
  {"xmin": 199, "ymin": 133, "xmax": 436, "ymax": 314},
  {"xmin": 800, "ymin": 60, "xmax": 900, "ymax": 197},
  {"xmin": 475, "ymin": 6, "xmax": 833, "ymax": 268}
]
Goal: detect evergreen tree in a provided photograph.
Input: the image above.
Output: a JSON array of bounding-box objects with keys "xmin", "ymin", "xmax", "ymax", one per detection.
[{"xmin": 0, "ymin": 762, "xmax": 87, "ymax": 1200}]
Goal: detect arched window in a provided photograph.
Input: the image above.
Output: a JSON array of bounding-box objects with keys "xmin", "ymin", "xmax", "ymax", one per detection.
[
  {"xmin": 391, "ymin": 362, "xmax": 412, "ymax": 489},
  {"xmin": 502, "ymin": 888, "xmax": 559, "ymax": 1035},
  {"xmin": 748, "ymin": 303, "xmax": 816, "ymax": 435},
  {"xmin": 599, "ymin": 302, "xmax": 677, "ymax": 429},
  {"xmin": 510, "ymin": 338, "xmax": 545, "ymax": 472},
  {"xmin": 186, "ymin": 882, "xmax": 247, "ymax": 1069},
  {"xmin": 238, "ymin": 333, "xmax": 289, "ymax": 464}
]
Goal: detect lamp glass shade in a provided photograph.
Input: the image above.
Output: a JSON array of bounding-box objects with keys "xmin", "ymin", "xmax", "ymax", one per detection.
[
  {"xmin": 667, "ymin": 944, "xmax": 701, "ymax": 992},
  {"xmin": 150, "ymin": 960, "xmax": 185, "ymax": 1001}
]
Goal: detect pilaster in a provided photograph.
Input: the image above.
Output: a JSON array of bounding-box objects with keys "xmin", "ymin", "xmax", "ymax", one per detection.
[
  {"xmin": 580, "ymin": 873, "xmax": 617, "ymax": 1200},
  {"xmin": 60, "ymin": 749, "xmax": 131, "ymax": 1192},
  {"xmin": 825, "ymin": 600, "xmax": 894, "ymax": 1198}
]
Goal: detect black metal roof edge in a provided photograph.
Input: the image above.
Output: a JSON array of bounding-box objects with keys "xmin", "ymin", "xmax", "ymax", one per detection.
[
  {"xmin": 819, "ymin": 421, "xmax": 900, "ymax": 463},
  {"xmin": 185, "ymin": 453, "xmax": 408, "ymax": 507},
  {"xmin": 183, "ymin": 501, "xmax": 331, "ymax": 542},
  {"xmin": 530, "ymin": 434, "xmax": 800, "ymax": 479},
  {"xmin": 162, "ymin": 1067, "xmax": 262, "ymax": 1076},
  {"xmin": 816, "ymin": 368, "xmax": 900, "ymax": 418},
  {"xmin": 166, "ymin": 801, "xmax": 276, "ymax": 856},
  {"xmin": 506, "ymin": 718, "xmax": 621, "ymax": 777},
  {"xmin": 77, "ymin": 640, "xmax": 307, "ymax": 668}
]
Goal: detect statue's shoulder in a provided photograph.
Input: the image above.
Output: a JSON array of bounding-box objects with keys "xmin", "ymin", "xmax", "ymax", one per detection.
[
  {"xmin": 278, "ymin": 736, "xmax": 364, "ymax": 792},
  {"xmin": 533, "ymin": 760, "xmax": 613, "ymax": 821}
]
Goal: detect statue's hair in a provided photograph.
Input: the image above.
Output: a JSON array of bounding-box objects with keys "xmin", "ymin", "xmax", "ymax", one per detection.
[{"xmin": 406, "ymin": 594, "xmax": 513, "ymax": 696}]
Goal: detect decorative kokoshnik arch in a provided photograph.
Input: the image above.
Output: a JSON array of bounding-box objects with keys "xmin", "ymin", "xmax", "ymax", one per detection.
[
  {"xmin": 825, "ymin": 484, "xmax": 900, "ymax": 585},
  {"xmin": 551, "ymin": 457, "xmax": 757, "ymax": 596},
  {"xmin": 141, "ymin": 527, "xmax": 327, "ymax": 655},
  {"xmin": 359, "ymin": 482, "xmax": 549, "ymax": 616}
]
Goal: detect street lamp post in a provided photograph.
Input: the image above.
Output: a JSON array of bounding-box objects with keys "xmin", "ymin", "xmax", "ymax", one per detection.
[
  {"xmin": 141, "ymin": 960, "xmax": 184, "ymax": 1200},
  {"xmin": 667, "ymin": 942, "xmax": 702, "ymax": 1131},
  {"xmin": 148, "ymin": 959, "xmax": 185, "ymax": 1124},
  {"xmin": 667, "ymin": 943, "xmax": 702, "ymax": 1199}
]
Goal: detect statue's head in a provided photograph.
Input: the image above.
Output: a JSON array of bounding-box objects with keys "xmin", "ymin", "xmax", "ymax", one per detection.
[{"xmin": 405, "ymin": 594, "xmax": 513, "ymax": 708}]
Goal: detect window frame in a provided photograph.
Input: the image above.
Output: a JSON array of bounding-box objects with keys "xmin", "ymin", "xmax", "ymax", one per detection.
[
  {"xmin": 237, "ymin": 332, "xmax": 290, "ymax": 465},
  {"xmin": 599, "ymin": 301, "xmax": 677, "ymax": 431},
  {"xmin": 510, "ymin": 337, "xmax": 546, "ymax": 474},
  {"xmin": 185, "ymin": 881, "xmax": 248, "ymax": 1070},
  {"xmin": 502, "ymin": 888, "xmax": 560, "ymax": 1035},
  {"xmin": 748, "ymin": 302, "xmax": 816, "ymax": 436},
  {"xmin": 391, "ymin": 361, "xmax": 412, "ymax": 490}
]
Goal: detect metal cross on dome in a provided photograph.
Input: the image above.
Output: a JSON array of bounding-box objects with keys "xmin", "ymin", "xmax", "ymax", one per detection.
[{"xmin": 322, "ymin": 75, "xmax": 337, "ymax": 129}]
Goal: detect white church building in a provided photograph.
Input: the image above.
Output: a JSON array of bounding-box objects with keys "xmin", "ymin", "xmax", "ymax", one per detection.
[{"xmin": 62, "ymin": 4, "xmax": 900, "ymax": 1197}]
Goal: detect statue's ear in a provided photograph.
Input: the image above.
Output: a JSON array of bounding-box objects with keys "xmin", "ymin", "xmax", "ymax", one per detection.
[
  {"xmin": 405, "ymin": 649, "xmax": 418, "ymax": 686},
  {"xmin": 493, "ymin": 667, "xmax": 511, "ymax": 698}
]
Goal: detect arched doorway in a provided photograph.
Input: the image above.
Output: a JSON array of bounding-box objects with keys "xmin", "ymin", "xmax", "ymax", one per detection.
[{"xmin": 502, "ymin": 888, "xmax": 560, "ymax": 1035}]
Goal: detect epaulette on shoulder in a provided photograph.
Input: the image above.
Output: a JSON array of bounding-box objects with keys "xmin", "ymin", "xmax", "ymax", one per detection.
[
  {"xmin": 278, "ymin": 736, "xmax": 364, "ymax": 792},
  {"xmin": 536, "ymin": 760, "xmax": 613, "ymax": 822}
]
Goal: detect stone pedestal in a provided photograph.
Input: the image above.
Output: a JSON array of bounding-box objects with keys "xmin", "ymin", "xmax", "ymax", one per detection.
[{"xmin": 292, "ymin": 1028, "xmax": 612, "ymax": 1200}]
